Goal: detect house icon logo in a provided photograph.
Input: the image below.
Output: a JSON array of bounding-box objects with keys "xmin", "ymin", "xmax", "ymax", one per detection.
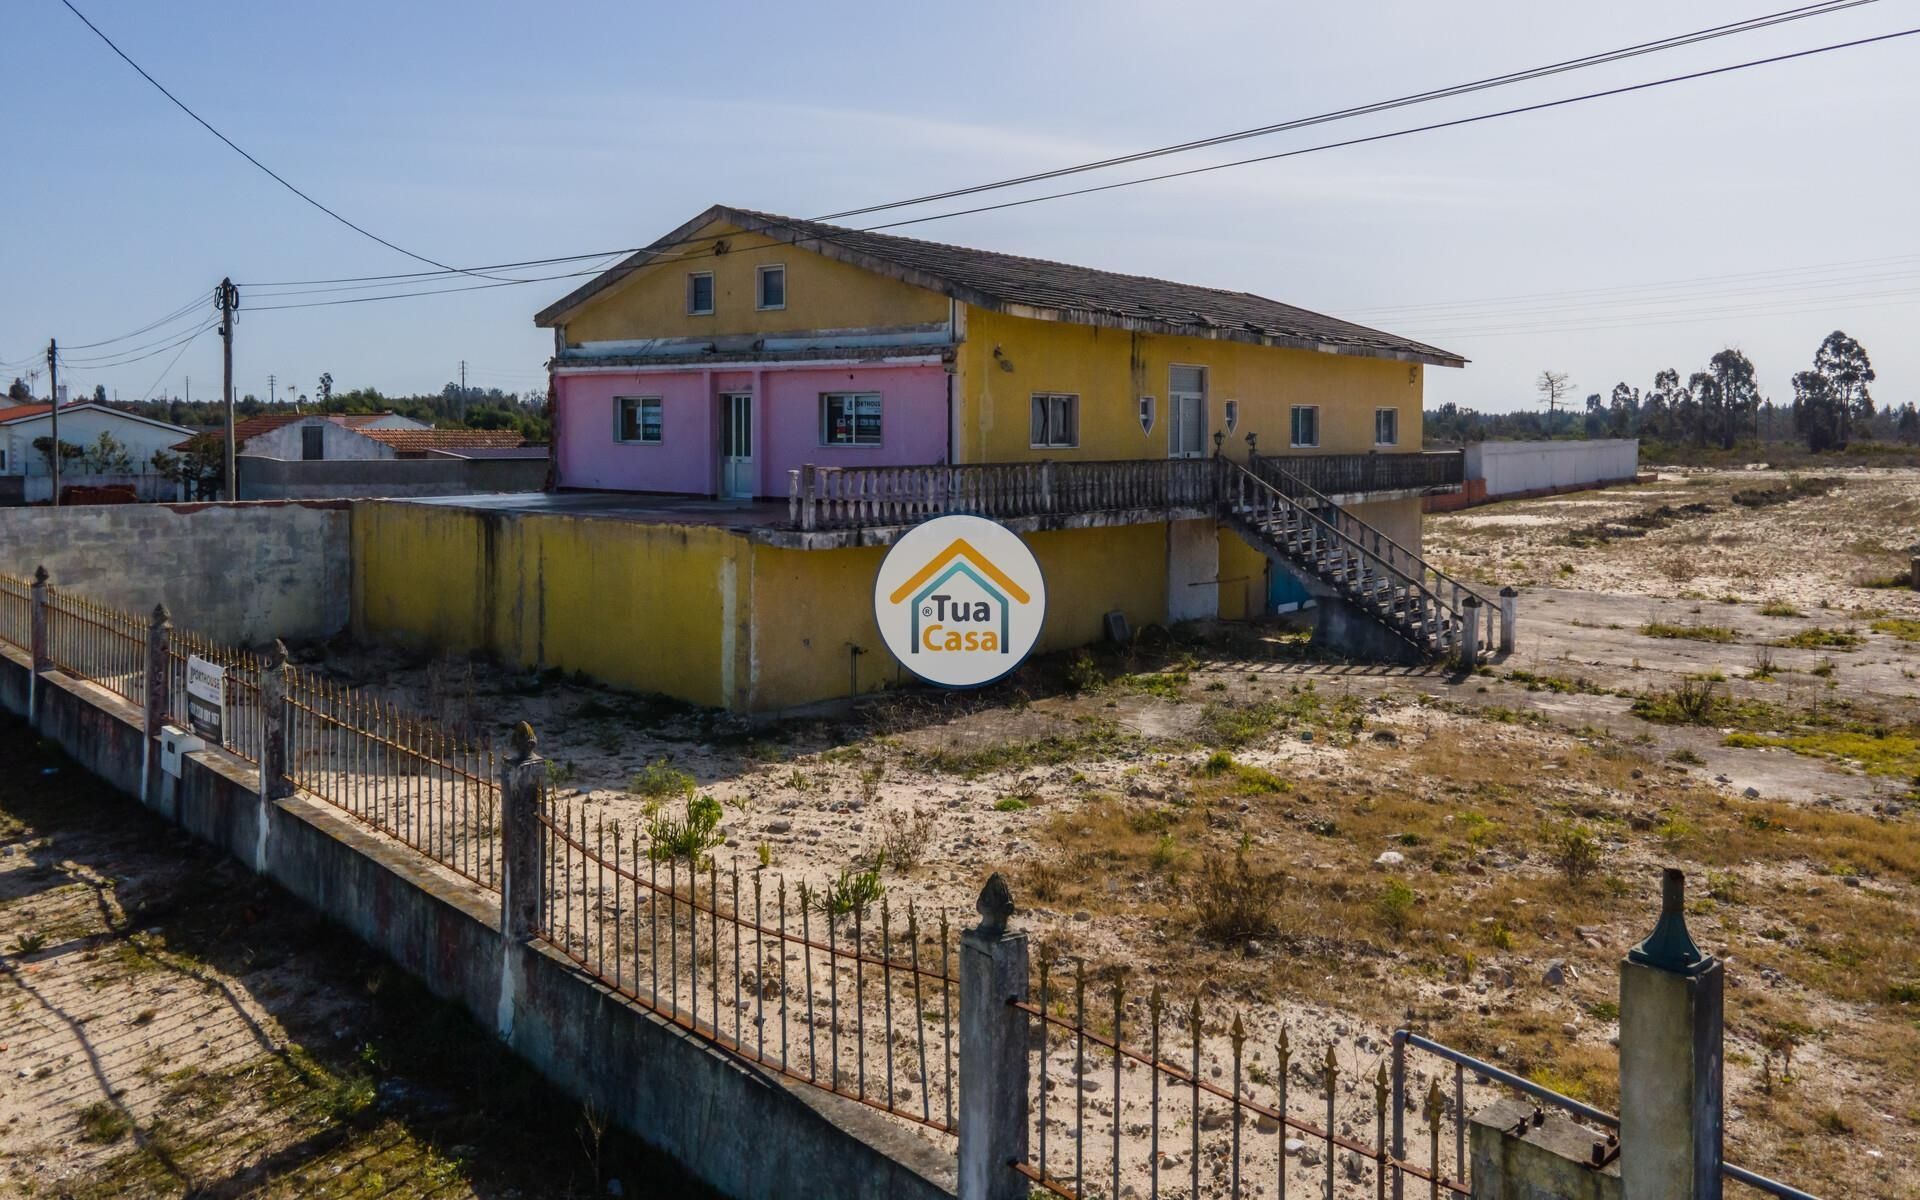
[{"xmin": 873, "ymin": 515, "xmax": 1047, "ymax": 688}]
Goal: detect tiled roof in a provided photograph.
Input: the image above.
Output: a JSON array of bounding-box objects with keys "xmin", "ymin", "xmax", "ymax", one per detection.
[
  {"xmin": 355, "ymin": 428, "xmax": 529, "ymax": 456},
  {"xmin": 0, "ymin": 404, "xmax": 55, "ymax": 423},
  {"xmin": 535, "ymin": 204, "xmax": 1465, "ymax": 367}
]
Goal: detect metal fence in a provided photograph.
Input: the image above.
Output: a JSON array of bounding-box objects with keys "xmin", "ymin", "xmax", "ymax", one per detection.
[
  {"xmin": 0, "ymin": 574, "xmax": 30, "ymax": 657},
  {"xmin": 285, "ymin": 668, "xmax": 502, "ymax": 892},
  {"xmin": 165, "ymin": 626, "xmax": 265, "ymax": 766},
  {"xmin": 535, "ymin": 792, "xmax": 961, "ymax": 1136},
  {"xmin": 1015, "ymin": 958, "xmax": 1469, "ymax": 1200},
  {"xmin": 44, "ymin": 589, "xmax": 147, "ymax": 708}
]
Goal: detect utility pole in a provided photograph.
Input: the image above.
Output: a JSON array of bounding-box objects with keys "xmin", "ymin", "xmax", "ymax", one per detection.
[
  {"xmin": 268, "ymin": 372, "xmax": 276, "ymax": 406},
  {"xmin": 216, "ymin": 278, "xmax": 239, "ymax": 500},
  {"xmin": 459, "ymin": 360, "xmax": 467, "ymax": 419},
  {"xmin": 45, "ymin": 340, "xmax": 59, "ymax": 508}
]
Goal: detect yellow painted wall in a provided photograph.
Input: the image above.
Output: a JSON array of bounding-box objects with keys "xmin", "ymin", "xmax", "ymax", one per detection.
[
  {"xmin": 351, "ymin": 502, "xmax": 748, "ymax": 709},
  {"xmin": 955, "ymin": 307, "xmax": 1424, "ymax": 463},
  {"xmin": 351, "ymin": 499, "xmax": 1176, "ymax": 713},
  {"xmin": 1216, "ymin": 530, "xmax": 1269, "ymax": 621},
  {"xmin": 560, "ymin": 219, "xmax": 951, "ymax": 345}
]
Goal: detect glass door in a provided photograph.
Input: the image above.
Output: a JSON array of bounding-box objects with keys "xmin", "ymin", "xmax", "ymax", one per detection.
[
  {"xmin": 1168, "ymin": 366, "xmax": 1207, "ymax": 458},
  {"xmin": 720, "ymin": 392, "xmax": 754, "ymax": 498}
]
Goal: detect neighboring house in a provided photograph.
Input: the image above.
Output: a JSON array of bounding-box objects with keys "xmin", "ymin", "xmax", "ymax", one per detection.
[
  {"xmin": 0, "ymin": 402, "xmax": 195, "ymax": 477},
  {"xmin": 170, "ymin": 408, "xmax": 433, "ymax": 460}
]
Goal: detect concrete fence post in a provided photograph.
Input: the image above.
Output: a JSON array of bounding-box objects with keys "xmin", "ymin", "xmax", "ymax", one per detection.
[
  {"xmin": 28, "ymin": 565, "xmax": 49, "ymax": 722},
  {"xmin": 959, "ymin": 873, "xmax": 1029, "ymax": 1200},
  {"xmin": 1499, "ymin": 586, "xmax": 1519, "ymax": 655},
  {"xmin": 260, "ymin": 640, "xmax": 293, "ymax": 802},
  {"xmin": 1619, "ymin": 869, "xmax": 1722, "ymax": 1200},
  {"xmin": 144, "ymin": 605, "xmax": 171, "ymax": 805},
  {"xmin": 500, "ymin": 721, "xmax": 545, "ymax": 943},
  {"xmin": 1459, "ymin": 594, "xmax": 1481, "ymax": 669}
]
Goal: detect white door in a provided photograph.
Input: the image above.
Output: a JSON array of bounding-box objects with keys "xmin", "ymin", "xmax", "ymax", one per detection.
[
  {"xmin": 1169, "ymin": 366, "xmax": 1207, "ymax": 458},
  {"xmin": 720, "ymin": 393, "xmax": 754, "ymax": 498}
]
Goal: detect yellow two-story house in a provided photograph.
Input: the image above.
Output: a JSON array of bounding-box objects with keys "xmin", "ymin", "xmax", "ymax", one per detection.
[{"xmin": 355, "ymin": 205, "xmax": 1476, "ymax": 714}]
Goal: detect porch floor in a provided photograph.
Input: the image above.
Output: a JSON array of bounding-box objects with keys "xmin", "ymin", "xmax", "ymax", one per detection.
[{"xmin": 395, "ymin": 490, "xmax": 792, "ymax": 528}]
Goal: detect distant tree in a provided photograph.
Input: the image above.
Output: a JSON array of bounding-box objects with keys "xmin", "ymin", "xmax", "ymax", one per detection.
[
  {"xmin": 91, "ymin": 384, "xmax": 107, "ymax": 404},
  {"xmin": 6, "ymin": 378, "xmax": 28, "ymax": 404},
  {"xmin": 81, "ymin": 431, "xmax": 135, "ymax": 474},
  {"xmin": 32, "ymin": 436, "xmax": 85, "ymax": 474},
  {"xmin": 1704, "ymin": 348, "xmax": 1759, "ymax": 449},
  {"xmin": 1897, "ymin": 402, "xmax": 1920, "ymax": 446},
  {"xmin": 1812, "ymin": 331, "xmax": 1874, "ymax": 444},
  {"xmin": 317, "ymin": 372, "xmax": 334, "ymax": 411},
  {"xmin": 1536, "ymin": 370, "xmax": 1573, "ymax": 423},
  {"xmin": 153, "ymin": 442, "xmax": 223, "ymax": 500},
  {"xmin": 1792, "ymin": 370, "xmax": 1843, "ymax": 452}
]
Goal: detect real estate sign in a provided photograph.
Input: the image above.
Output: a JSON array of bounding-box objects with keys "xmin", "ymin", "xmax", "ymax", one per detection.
[
  {"xmin": 186, "ymin": 654, "xmax": 226, "ymax": 743},
  {"xmin": 873, "ymin": 514, "xmax": 1046, "ymax": 688}
]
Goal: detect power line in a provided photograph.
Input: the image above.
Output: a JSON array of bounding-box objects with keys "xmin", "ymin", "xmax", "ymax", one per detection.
[
  {"xmin": 227, "ymin": 23, "xmax": 1920, "ymax": 316},
  {"xmin": 56, "ymin": 317, "xmax": 223, "ymax": 365},
  {"xmin": 57, "ymin": 0, "xmax": 506, "ymax": 281},
  {"xmin": 857, "ymin": 25, "xmax": 1920, "ymax": 234},
  {"xmin": 230, "ymin": 1, "xmax": 1881, "ymax": 298},
  {"xmin": 135, "ymin": 323, "xmax": 214, "ymax": 404},
  {"xmin": 54, "ymin": 290, "xmax": 209, "ymax": 350},
  {"xmin": 60, "ymin": 320, "xmax": 220, "ymax": 371},
  {"xmin": 815, "ymin": 0, "xmax": 1877, "ymax": 222}
]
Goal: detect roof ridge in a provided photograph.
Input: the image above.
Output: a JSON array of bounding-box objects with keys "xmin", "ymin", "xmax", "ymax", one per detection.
[{"xmin": 726, "ymin": 207, "xmax": 1282, "ymax": 307}]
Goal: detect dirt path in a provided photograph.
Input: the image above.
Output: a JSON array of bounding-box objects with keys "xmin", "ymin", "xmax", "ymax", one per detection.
[{"xmin": 0, "ymin": 715, "xmax": 711, "ymax": 1200}]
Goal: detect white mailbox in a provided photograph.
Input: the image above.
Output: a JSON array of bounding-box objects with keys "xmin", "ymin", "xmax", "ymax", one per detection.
[{"xmin": 159, "ymin": 725, "xmax": 205, "ymax": 778}]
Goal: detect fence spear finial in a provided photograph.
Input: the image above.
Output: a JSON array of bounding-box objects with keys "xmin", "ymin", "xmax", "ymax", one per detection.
[{"xmin": 973, "ymin": 871, "xmax": 1014, "ymax": 936}]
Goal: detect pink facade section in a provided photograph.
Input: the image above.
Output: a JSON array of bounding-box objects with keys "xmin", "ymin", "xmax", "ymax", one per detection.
[{"xmin": 553, "ymin": 362, "xmax": 949, "ymax": 496}]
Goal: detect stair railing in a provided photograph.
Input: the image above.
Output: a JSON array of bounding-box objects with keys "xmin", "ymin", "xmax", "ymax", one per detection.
[
  {"xmin": 1248, "ymin": 454, "xmax": 1501, "ymax": 654},
  {"xmin": 1220, "ymin": 460, "xmax": 1462, "ymax": 655}
]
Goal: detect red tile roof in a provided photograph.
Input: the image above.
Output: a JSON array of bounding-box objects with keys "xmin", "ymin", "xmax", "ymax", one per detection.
[{"xmin": 355, "ymin": 428, "xmax": 530, "ymax": 456}]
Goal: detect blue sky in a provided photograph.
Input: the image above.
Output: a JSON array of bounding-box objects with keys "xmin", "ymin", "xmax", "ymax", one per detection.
[{"xmin": 4, "ymin": 0, "xmax": 1915, "ymax": 415}]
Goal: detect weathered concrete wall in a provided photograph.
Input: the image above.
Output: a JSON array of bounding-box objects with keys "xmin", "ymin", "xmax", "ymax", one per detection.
[
  {"xmin": 0, "ymin": 653, "xmax": 956, "ymax": 1200},
  {"xmin": 22, "ymin": 472, "xmax": 182, "ymax": 504},
  {"xmin": 0, "ymin": 501, "xmax": 351, "ymax": 644},
  {"xmin": 1166, "ymin": 518, "xmax": 1220, "ymax": 623},
  {"xmin": 1469, "ymin": 1097, "xmax": 1620, "ymax": 1200},
  {"xmin": 1465, "ymin": 440, "xmax": 1639, "ymax": 498},
  {"xmin": 238, "ymin": 455, "xmax": 547, "ymax": 501}
]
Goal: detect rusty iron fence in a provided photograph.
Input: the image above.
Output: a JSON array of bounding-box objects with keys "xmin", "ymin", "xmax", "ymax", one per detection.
[
  {"xmin": 164, "ymin": 626, "xmax": 265, "ymax": 765},
  {"xmin": 1015, "ymin": 957, "xmax": 1470, "ymax": 1200},
  {"xmin": 284, "ymin": 668, "xmax": 502, "ymax": 892},
  {"xmin": 534, "ymin": 792, "xmax": 961, "ymax": 1136},
  {"xmin": 0, "ymin": 573, "xmax": 30, "ymax": 657},
  {"xmin": 44, "ymin": 588, "xmax": 147, "ymax": 708}
]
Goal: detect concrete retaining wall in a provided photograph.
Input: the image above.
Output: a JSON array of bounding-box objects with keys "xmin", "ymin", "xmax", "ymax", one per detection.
[
  {"xmin": 0, "ymin": 501, "xmax": 351, "ymax": 644},
  {"xmin": 238, "ymin": 455, "xmax": 548, "ymax": 501},
  {"xmin": 0, "ymin": 645, "xmax": 955, "ymax": 1200},
  {"xmin": 1465, "ymin": 439, "xmax": 1639, "ymax": 498}
]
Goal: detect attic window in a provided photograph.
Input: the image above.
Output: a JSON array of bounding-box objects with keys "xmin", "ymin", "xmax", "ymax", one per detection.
[
  {"xmin": 756, "ymin": 264, "xmax": 786, "ymax": 310},
  {"xmin": 687, "ymin": 272, "xmax": 715, "ymax": 316}
]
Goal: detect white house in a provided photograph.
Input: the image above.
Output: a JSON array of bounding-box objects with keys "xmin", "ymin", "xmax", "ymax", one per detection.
[{"xmin": 0, "ymin": 403, "xmax": 196, "ymax": 501}]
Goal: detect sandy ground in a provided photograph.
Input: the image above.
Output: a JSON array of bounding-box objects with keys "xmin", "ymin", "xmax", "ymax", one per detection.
[
  {"xmin": 243, "ymin": 468, "xmax": 1920, "ymax": 1198},
  {"xmin": 0, "ymin": 715, "xmax": 711, "ymax": 1200}
]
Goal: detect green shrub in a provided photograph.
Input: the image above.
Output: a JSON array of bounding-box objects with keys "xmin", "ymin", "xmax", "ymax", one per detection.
[
  {"xmin": 629, "ymin": 761, "xmax": 696, "ymax": 806},
  {"xmin": 646, "ymin": 795, "xmax": 725, "ymax": 867},
  {"xmin": 1191, "ymin": 849, "xmax": 1283, "ymax": 943},
  {"xmin": 1375, "ymin": 879, "xmax": 1417, "ymax": 938}
]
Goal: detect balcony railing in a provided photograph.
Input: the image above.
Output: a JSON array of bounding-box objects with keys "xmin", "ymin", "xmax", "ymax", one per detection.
[
  {"xmin": 787, "ymin": 458, "xmax": 1220, "ymax": 531},
  {"xmin": 1250, "ymin": 450, "xmax": 1464, "ymax": 499},
  {"xmin": 784, "ymin": 452, "xmax": 1462, "ymax": 532}
]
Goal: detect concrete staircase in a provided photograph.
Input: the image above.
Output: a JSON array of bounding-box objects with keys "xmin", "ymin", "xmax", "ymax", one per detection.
[{"xmin": 1220, "ymin": 460, "xmax": 1495, "ymax": 662}]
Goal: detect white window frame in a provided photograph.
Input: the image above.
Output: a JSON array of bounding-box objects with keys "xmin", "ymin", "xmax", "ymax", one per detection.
[
  {"xmin": 820, "ymin": 392, "xmax": 883, "ymax": 447},
  {"xmin": 1374, "ymin": 407, "xmax": 1399, "ymax": 447},
  {"xmin": 1290, "ymin": 404, "xmax": 1320, "ymax": 449},
  {"xmin": 755, "ymin": 263, "xmax": 786, "ymax": 311},
  {"xmin": 1168, "ymin": 364, "xmax": 1207, "ymax": 458},
  {"xmin": 686, "ymin": 272, "xmax": 715, "ymax": 316},
  {"xmin": 615, "ymin": 396, "xmax": 664, "ymax": 445},
  {"xmin": 1029, "ymin": 392, "xmax": 1079, "ymax": 449}
]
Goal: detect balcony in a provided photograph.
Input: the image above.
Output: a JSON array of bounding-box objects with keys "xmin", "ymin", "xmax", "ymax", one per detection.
[
  {"xmin": 768, "ymin": 451, "xmax": 1462, "ymax": 547},
  {"xmin": 1250, "ymin": 450, "xmax": 1465, "ymax": 504}
]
